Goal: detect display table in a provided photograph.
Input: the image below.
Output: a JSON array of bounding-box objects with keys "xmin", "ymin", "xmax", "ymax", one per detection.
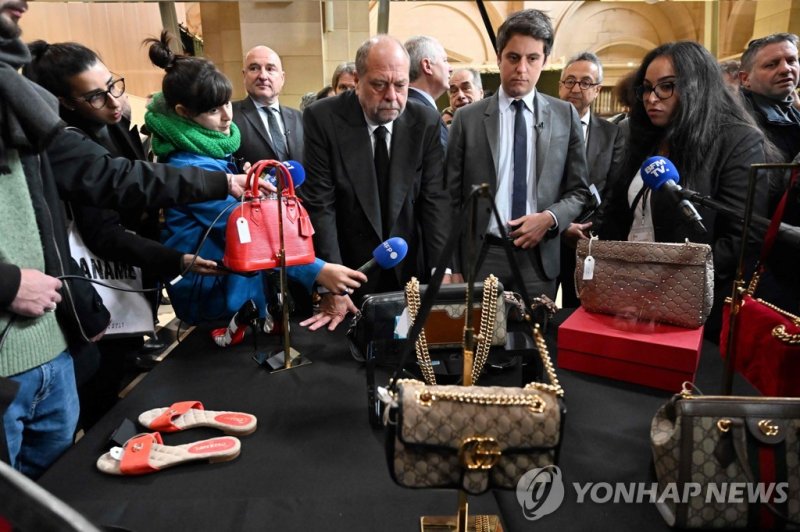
[{"xmin": 38, "ymin": 310, "xmax": 755, "ymax": 531}]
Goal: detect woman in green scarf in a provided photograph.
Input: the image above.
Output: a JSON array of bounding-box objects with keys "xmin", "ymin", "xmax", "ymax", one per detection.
[{"xmin": 144, "ymin": 32, "xmax": 364, "ymax": 345}]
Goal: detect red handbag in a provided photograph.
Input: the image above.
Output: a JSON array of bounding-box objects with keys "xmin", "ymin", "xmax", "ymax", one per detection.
[
  {"xmin": 720, "ymin": 168, "xmax": 800, "ymax": 397},
  {"xmin": 223, "ymin": 160, "xmax": 315, "ymax": 272}
]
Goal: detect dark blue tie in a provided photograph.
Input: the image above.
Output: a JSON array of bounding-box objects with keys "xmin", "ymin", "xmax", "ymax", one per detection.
[{"xmin": 511, "ymin": 99, "xmax": 528, "ymax": 220}]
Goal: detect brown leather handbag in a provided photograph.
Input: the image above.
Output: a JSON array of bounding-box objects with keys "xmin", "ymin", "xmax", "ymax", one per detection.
[{"xmin": 575, "ymin": 237, "xmax": 713, "ymax": 329}]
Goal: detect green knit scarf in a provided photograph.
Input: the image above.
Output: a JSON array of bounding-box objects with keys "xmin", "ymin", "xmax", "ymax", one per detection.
[{"xmin": 145, "ymin": 92, "xmax": 240, "ymax": 160}]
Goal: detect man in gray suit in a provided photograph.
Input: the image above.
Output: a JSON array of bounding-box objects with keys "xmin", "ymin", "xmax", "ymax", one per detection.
[
  {"xmin": 232, "ymin": 46, "xmax": 303, "ymax": 168},
  {"xmin": 447, "ymin": 9, "xmax": 590, "ymax": 298},
  {"xmin": 556, "ymin": 51, "xmax": 625, "ymax": 307}
]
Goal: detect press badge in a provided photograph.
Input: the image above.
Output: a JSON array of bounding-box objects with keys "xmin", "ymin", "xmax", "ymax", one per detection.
[{"xmin": 237, "ymin": 217, "xmax": 252, "ymax": 244}]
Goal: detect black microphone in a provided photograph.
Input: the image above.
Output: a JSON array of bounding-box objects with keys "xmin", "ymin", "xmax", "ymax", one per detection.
[
  {"xmin": 357, "ymin": 237, "xmax": 409, "ymax": 275},
  {"xmin": 640, "ymin": 156, "xmax": 707, "ymax": 234},
  {"xmin": 677, "ymin": 188, "xmax": 800, "ymax": 250}
]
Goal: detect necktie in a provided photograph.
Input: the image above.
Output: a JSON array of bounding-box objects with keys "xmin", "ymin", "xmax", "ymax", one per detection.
[
  {"xmin": 264, "ymin": 107, "xmax": 288, "ymax": 161},
  {"xmin": 511, "ymin": 99, "xmax": 528, "ymax": 220},
  {"xmin": 373, "ymin": 126, "xmax": 390, "ymax": 238}
]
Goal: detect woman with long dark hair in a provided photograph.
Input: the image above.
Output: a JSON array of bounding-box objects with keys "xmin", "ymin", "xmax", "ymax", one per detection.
[
  {"xmin": 143, "ymin": 32, "xmax": 364, "ymax": 342},
  {"xmin": 599, "ymin": 41, "xmax": 768, "ymax": 339}
]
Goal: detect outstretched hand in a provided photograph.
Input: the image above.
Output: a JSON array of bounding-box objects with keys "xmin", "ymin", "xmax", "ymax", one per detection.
[
  {"xmin": 300, "ymin": 293, "xmax": 358, "ymax": 331},
  {"xmin": 227, "ymin": 174, "xmax": 276, "ymax": 198}
]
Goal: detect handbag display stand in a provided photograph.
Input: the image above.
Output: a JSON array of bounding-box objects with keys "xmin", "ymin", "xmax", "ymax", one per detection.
[
  {"xmin": 722, "ymin": 162, "xmax": 799, "ymax": 394},
  {"xmin": 259, "ymin": 161, "xmax": 311, "ymax": 373},
  {"xmin": 388, "ymin": 184, "xmax": 562, "ymax": 532},
  {"xmin": 223, "ymin": 159, "xmax": 314, "ymax": 373}
]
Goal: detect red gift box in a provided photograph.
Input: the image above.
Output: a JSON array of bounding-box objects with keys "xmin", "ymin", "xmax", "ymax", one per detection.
[{"xmin": 557, "ymin": 307, "xmax": 703, "ymax": 391}]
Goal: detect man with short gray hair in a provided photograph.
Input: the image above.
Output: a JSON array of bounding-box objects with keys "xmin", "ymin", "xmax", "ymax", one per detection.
[
  {"xmin": 448, "ymin": 68, "xmax": 484, "ymax": 112},
  {"xmin": 740, "ymin": 33, "xmax": 800, "ymax": 162},
  {"xmin": 556, "ymin": 51, "xmax": 624, "ymax": 307},
  {"xmin": 405, "ymin": 35, "xmax": 451, "ymax": 149},
  {"xmin": 302, "ymin": 35, "xmax": 451, "ymax": 330}
]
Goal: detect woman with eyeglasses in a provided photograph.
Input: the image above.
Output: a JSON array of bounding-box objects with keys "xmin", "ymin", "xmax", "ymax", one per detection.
[
  {"xmin": 598, "ymin": 41, "xmax": 768, "ymax": 341},
  {"xmin": 23, "ymin": 41, "xmax": 224, "ymax": 428}
]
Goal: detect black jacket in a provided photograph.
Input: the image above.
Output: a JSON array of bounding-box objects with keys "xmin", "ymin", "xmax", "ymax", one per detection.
[
  {"xmin": 65, "ymin": 119, "xmax": 184, "ymax": 280},
  {"xmin": 0, "ymin": 127, "xmax": 229, "ymax": 342},
  {"xmin": 599, "ymin": 124, "xmax": 768, "ymax": 339}
]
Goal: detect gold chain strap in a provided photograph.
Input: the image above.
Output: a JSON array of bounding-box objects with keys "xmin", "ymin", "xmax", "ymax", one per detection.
[
  {"xmin": 404, "ymin": 277, "xmax": 498, "ymax": 385},
  {"xmin": 405, "ymin": 278, "xmax": 437, "ymax": 385},
  {"xmin": 525, "ymin": 323, "xmax": 564, "ymax": 397},
  {"xmin": 415, "ymin": 386, "xmax": 546, "ymax": 413},
  {"xmin": 472, "ymin": 275, "xmax": 499, "ymax": 384}
]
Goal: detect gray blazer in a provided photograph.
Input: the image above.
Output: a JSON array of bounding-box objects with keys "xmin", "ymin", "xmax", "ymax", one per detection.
[
  {"xmin": 232, "ymin": 97, "xmax": 304, "ymax": 167},
  {"xmin": 446, "ymin": 91, "xmax": 590, "ymax": 279}
]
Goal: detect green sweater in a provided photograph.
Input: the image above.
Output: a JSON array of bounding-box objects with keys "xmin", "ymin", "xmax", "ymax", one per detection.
[{"xmin": 0, "ymin": 150, "xmax": 67, "ymax": 377}]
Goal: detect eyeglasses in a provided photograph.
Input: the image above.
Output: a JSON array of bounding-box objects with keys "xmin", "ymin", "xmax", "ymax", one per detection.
[
  {"xmin": 76, "ymin": 77, "xmax": 125, "ymax": 109},
  {"xmin": 634, "ymin": 80, "xmax": 676, "ymax": 101},
  {"xmin": 559, "ymin": 79, "xmax": 600, "ymax": 91}
]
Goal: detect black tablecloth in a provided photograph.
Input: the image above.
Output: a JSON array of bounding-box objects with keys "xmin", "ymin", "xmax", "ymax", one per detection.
[{"xmin": 38, "ymin": 310, "xmax": 754, "ymax": 531}]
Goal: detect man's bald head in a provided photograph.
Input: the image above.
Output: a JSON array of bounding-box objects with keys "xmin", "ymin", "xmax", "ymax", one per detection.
[{"xmin": 242, "ymin": 45, "xmax": 285, "ymax": 105}]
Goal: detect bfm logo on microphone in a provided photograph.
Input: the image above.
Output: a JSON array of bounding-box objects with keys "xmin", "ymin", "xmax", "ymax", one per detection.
[{"xmin": 643, "ymin": 158, "xmax": 668, "ymax": 177}]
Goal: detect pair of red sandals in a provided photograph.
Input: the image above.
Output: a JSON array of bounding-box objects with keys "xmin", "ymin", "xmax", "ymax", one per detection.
[{"xmin": 96, "ymin": 401, "xmax": 257, "ymax": 476}]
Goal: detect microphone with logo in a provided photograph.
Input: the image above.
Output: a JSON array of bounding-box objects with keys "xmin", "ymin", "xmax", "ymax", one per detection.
[
  {"xmin": 357, "ymin": 237, "xmax": 408, "ymax": 276},
  {"xmin": 267, "ymin": 160, "xmax": 305, "ymax": 189},
  {"xmin": 640, "ymin": 156, "xmax": 707, "ymax": 234}
]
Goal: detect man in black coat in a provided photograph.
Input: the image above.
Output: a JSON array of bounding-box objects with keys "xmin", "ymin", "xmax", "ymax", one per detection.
[
  {"xmin": 556, "ymin": 51, "xmax": 625, "ymax": 307},
  {"xmin": 232, "ymin": 46, "xmax": 303, "ymax": 168},
  {"xmin": 301, "ymin": 35, "xmax": 452, "ymax": 331},
  {"xmin": 405, "ymin": 35, "xmax": 451, "ymax": 151}
]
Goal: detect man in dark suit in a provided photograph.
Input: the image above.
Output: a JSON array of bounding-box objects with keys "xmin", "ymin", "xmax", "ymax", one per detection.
[
  {"xmin": 405, "ymin": 35, "xmax": 451, "ymax": 150},
  {"xmin": 447, "ymin": 9, "xmax": 590, "ymax": 299},
  {"xmin": 301, "ymin": 35, "xmax": 452, "ymax": 330},
  {"xmin": 232, "ymin": 46, "xmax": 303, "ymax": 168},
  {"xmin": 556, "ymin": 51, "xmax": 625, "ymax": 307}
]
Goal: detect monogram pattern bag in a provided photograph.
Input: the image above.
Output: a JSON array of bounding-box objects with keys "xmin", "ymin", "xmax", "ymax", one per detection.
[
  {"xmin": 575, "ymin": 238, "xmax": 713, "ymax": 329},
  {"xmin": 651, "ymin": 384, "xmax": 800, "ymax": 529},
  {"xmin": 386, "ymin": 325, "xmax": 564, "ymax": 495}
]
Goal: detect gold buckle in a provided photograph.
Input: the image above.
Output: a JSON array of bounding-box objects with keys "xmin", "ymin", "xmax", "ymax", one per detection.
[
  {"xmin": 758, "ymin": 419, "xmax": 779, "ymax": 437},
  {"xmin": 717, "ymin": 419, "xmax": 731, "ymax": 432},
  {"xmin": 459, "ymin": 437, "xmax": 501, "ymax": 470}
]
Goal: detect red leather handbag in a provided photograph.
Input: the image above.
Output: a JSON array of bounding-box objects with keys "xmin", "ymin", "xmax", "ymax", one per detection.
[
  {"xmin": 720, "ymin": 168, "xmax": 800, "ymax": 397},
  {"xmin": 223, "ymin": 160, "xmax": 315, "ymax": 272}
]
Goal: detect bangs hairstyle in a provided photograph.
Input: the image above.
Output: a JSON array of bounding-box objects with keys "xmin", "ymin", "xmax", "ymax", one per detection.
[
  {"xmin": 626, "ymin": 41, "xmax": 757, "ymax": 189},
  {"xmin": 23, "ymin": 41, "xmax": 100, "ymax": 99},
  {"xmin": 144, "ymin": 31, "xmax": 232, "ymax": 116}
]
